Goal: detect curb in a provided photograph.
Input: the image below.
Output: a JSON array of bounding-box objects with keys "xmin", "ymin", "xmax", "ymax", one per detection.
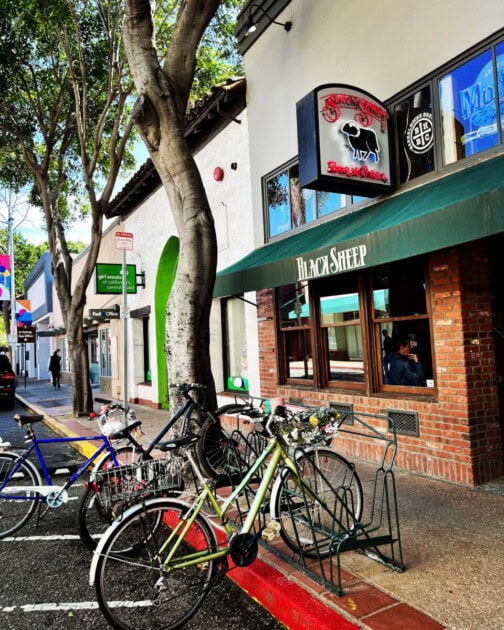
[{"xmin": 230, "ymin": 557, "xmax": 358, "ymax": 630}]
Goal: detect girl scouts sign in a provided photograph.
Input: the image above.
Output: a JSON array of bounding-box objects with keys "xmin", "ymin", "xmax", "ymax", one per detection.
[{"xmin": 297, "ymin": 84, "xmax": 394, "ymax": 197}]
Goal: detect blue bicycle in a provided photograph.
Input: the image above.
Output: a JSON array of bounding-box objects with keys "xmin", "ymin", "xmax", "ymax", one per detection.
[{"xmin": 0, "ymin": 412, "xmax": 141, "ymax": 538}]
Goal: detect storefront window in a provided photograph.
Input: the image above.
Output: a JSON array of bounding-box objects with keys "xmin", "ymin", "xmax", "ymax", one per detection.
[
  {"xmin": 439, "ymin": 49, "xmax": 498, "ymax": 165},
  {"xmin": 266, "ymin": 163, "xmax": 345, "ymax": 239},
  {"xmin": 372, "ymin": 259, "xmax": 433, "ymax": 388},
  {"xmin": 394, "ymin": 85, "xmax": 435, "ymax": 183},
  {"xmin": 223, "ymin": 297, "xmax": 248, "ymax": 392},
  {"xmin": 278, "ymin": 283, "xmax": 313, "ymax": 381},
  {"xmin": 276, "ymin": 258, "xmax": 433, "ymax": 392},
  {"xmin": 318, "ymin": 275, "xmax": 364, "ymax": 383}
]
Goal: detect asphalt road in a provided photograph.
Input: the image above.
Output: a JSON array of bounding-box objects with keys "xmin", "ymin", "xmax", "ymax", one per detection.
[{"xmin": 0, "ymin": 401, "xmax": 284, "ymax": 630}]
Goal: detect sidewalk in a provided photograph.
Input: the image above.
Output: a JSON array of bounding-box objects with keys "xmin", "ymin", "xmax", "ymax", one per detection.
[{"xmin": 16, "ymin": 379, "xmax": 504, "ymax": 630}]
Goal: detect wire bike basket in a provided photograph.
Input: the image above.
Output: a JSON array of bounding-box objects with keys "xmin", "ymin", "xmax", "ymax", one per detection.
[{"xmin": 93, "ymin": 458, "xmax": 183, "ymax": 516}]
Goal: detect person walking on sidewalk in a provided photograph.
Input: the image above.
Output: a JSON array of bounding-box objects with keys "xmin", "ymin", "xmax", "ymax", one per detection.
[{"xmin": 48, "ymin": 349, "xmax": 61, "ymax": 389}]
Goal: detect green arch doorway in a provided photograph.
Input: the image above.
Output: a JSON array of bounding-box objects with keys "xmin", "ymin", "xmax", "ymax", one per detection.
[{"xmin": 154, "ymin": 236, "xmax": 179, "ymax": 408}]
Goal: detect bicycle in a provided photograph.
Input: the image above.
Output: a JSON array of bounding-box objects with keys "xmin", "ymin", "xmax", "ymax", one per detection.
[
  {"xmin": 89, "ymin": 407, "xmax": 363, "ymax": 630},
  {"xmin": 77, "ymin": 383, "xmax": 261, "ymax": 550},
  {"xmin": 0, "ymin": 411, "xmax": 143, "ymax": 539}
]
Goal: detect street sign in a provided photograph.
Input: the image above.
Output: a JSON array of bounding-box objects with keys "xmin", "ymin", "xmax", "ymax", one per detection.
[
  {"xmin": 17, "ymin": 326, "xmax": 36, "ymax": 343},
  {"xmin": 120, "ymin": 305, "xmax": 130, "ymax": 319},
  {"xmin": 115, "ymin": 231, "xmax": 133, "ymax": 250},
  {"xmin": 89, "ymin": 306, "xmax": 120, "ymax": 319},
  {"xmin": 95, "ymin": 263, "xmax": 137, "ymax": 294}
]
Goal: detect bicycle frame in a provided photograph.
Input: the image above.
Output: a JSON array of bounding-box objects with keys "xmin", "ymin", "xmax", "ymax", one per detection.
[
  {"xmin": 0, "ymin": 433, "xmax": 119, "ymax": 502},
  {"xmin": 142, "ymin": 396, "xmax": 198, "ymax": 457},
  {"xmin": 159, "ymin": 437, "xmax": 300, "ymax": 570}
]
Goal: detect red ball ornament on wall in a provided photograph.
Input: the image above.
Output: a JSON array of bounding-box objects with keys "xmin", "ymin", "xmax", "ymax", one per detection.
[{"xmin": 214, "ymin": 166, "xmax": 224, "ymax": 181}]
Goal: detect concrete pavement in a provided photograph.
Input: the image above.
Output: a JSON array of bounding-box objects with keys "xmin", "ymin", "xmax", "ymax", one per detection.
[{"xmin": 14, "ymin": 378, "xmax": 504, "ymax": 630}]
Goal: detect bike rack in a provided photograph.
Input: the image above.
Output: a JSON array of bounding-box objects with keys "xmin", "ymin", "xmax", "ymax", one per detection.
[
  {"xmin": 272, "ymin": 410, "xmax": 405, "ymax": 596},
  {"xmin": 207, "ymin": 410, "xmax": 405, "ymax": 596}
]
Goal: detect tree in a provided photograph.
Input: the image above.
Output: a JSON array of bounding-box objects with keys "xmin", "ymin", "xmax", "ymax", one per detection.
[
  {"xmin": 0, "ymin": 0, "xmax": 243, "ymax": 414},
  {"xmin": 0, "ymin": 0, "xmax": 136, "ymax": 414},
  {"xmin": 123, "ymin": 0, "xmax": 243, "ymax": 410}
]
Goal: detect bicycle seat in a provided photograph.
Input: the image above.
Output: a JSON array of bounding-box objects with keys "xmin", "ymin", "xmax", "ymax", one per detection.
[
  {"xmin": 15, "ymin": 414, "xmax": 44, "ymax": 426},
  {"xmin": 108, "ymin": 420, "xmax": 142, "ymax": 440},
  {"xmin": 157, "ymin": 434, "xmax": 200, "ymax": 451}
]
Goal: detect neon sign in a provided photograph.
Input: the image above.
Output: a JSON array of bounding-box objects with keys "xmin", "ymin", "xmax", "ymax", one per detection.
[{"xmin": 297, "ymin": 84, "xmax": 394, "ymax": 197}]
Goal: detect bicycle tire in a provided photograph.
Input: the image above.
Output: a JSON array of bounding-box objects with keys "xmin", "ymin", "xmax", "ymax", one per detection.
[
  {"xmin": 270, "ymin": 447, "xmax": 363, "ymax": 558},
  {"xmin": 0, "ymin": 452, "xmax": 41, "ymax": 538},
  {"xmin": 93, "ymin": 497, "xmax": 218, "ymax": 630},
  {"xmin": 77, "ymin": 445, "xmax": 139, "ymax": 550},
  {"xmin": 196, "ymin": 403, "xmax": 253, "ymax": 478}
]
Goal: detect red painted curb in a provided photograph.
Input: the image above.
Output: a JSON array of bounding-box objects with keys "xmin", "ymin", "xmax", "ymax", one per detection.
[{"xmin": 228, "ymin": 557, "xmax": 358, "ymax": 630}]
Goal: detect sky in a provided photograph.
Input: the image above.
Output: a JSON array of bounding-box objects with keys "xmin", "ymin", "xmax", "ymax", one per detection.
[{"xmin": 3, "ymin": 143, "xmax": 150, "ymax": 247}]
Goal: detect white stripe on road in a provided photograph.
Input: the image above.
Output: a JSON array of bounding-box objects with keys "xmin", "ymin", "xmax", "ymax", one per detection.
[
  {"xmin": 0, "ymin": 534, "xmax": 88, "ymax": 542},
  {"xmin": 0, "ymin": 600, "xmax": 153, "ymax": 613}
]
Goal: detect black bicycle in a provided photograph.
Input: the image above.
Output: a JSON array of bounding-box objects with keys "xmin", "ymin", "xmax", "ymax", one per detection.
[{"xmin": 77, "ymin": 383, "xmax": 256, "ymax": 549}]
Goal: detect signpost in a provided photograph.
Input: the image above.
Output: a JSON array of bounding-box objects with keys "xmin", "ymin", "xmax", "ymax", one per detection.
[
  {"xmin": 17, "ymin": 326, "xmax": 36, "ymax": 344},
  {"xmin": 115, "ymin": 232, "xmax": 133, "ymax": 410}
]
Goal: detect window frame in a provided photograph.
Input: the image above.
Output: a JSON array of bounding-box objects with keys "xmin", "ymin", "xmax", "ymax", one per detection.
[
  {"xmin": 275, "ymin": 258, "xmax": 436, "ymax": 397},
  {"xmin": 277, "ymin": 281, "xmax": 317, "ymax": 386},
  {"xmin": 263, "ymin": 157, "xmax": 348, "ymax": 242}
]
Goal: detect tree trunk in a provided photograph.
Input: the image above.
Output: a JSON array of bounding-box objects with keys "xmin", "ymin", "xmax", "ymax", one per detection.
[
  {"xmin": 123, "ymin": 0, "xmax": 221, "ymax": 412},
  {"xmin": 66, "ymin": 307, "xmax": 93, "ymax": 413}
]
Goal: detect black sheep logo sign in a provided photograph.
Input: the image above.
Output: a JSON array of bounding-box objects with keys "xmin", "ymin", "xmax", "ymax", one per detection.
[
  {"xmin": 297, "ymin": 84, "xmax": 394, "ymax": 197},
  {"xmin": 340, "ymin": 121, "xmax": 380, "ymax": 163}
]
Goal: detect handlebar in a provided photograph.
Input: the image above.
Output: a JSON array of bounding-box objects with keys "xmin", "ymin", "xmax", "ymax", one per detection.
[{"xmin": 94, "ymin": 397, "xmax": 113, "ymax": 405}]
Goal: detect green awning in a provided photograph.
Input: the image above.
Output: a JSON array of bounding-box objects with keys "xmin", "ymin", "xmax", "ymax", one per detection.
[{"xmin": 214, "ymin": 153, "xmax": 504, "ymax": 296}]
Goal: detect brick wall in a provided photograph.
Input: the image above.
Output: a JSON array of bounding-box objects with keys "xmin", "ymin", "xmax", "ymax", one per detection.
[{"xmin": 255, "ymin": 243, "xmax": 504, "ymax": 486}]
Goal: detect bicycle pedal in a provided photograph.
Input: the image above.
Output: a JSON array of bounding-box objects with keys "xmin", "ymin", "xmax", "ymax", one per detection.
[{"xmin": 261, "ymin": 520, "xmax": 281, "ymax": 542}]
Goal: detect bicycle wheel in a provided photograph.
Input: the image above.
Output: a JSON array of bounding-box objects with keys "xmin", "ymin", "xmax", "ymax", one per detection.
[
  {"xmin": 0, "ymin": 452, "xmax": 41, "ymax": 538},
  {"xmin": 270, "ymin": 447, "xmax": 363, "ymax": 558},
  {"xmin": 94, "ymin": 498, "xmax": 218, "ymax": 630},
  {"xmin": 77, "ymin": 446, "xmax": 140, "ymax": 550},
  {"xmin": 197, "ymin": 403, "xmax": 264, "ymax": 478}
]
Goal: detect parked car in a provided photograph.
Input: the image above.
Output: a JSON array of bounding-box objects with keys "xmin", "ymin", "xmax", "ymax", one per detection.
[{"xmin": 0, "ymin": 354, "xmax": 16, "ymax": 409}]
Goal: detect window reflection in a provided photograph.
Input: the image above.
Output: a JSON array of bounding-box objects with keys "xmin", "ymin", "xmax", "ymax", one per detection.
[
  {"xmin": 267, "ymin": 170, "xmax": 290, "ymax": 237},
  {"xmin": 319, "ymin": 276, "xmax": 364, "ymax": 383},
  {"xmin": 440, "ymin": 49, "xmax": 498, "ymax": 164},
  {"xmin": 265, "ymin": 164, "xmax": 345, "ymax": 240},
  {"xmin": 285, "ymin": 330, "xmax": 313, "ymax": 379}
]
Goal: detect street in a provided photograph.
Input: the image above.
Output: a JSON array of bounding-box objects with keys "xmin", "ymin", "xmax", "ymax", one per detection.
[{"xmin": 0, "ymin": 401, "xmax": 284, "ymax": 630}]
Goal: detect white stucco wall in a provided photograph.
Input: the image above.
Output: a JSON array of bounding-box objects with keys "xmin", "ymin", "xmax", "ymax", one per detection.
[
  {"xmin": 55, "ymin": 104, "xmax": 258, "ymax": 403},
  {"xmin": 243, "ymin": 0, "xmax": 504, "ymax": 246}
]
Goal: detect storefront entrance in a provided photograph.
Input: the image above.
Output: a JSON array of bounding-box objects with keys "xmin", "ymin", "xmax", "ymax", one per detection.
[{"xmin": 85, "ymin": 331, "xmax": 99, "ymax": 387}]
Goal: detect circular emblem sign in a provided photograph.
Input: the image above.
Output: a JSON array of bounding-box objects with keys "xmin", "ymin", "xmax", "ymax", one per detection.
[{"xmin": 406, "ymin": 112, "xmax": 433, "ymax": 154}]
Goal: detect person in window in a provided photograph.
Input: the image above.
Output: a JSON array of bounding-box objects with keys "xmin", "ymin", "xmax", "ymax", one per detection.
[
  {"xmin": 48, "ymin": 349, "xmax": 61, "ymax": 389},
  {"xmin": 388, "ymin": 335, "xmax": 424, "ymax": 386}
]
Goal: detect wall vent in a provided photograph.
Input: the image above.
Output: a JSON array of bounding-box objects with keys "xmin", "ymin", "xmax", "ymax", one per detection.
[{"xmin": 387, "ymin": 410, "xmax": 419, "ymax": 437}]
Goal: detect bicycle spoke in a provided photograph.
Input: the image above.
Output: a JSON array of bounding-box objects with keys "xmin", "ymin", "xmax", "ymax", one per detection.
[{"xmin": 95, "ymin": 500, "xmax": 217, "ymax": 630}]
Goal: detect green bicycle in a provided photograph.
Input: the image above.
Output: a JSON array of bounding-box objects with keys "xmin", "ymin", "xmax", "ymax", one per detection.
[{"xmin": 89, "ymin": 410, "xmax": 363, "ymax": 630}]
